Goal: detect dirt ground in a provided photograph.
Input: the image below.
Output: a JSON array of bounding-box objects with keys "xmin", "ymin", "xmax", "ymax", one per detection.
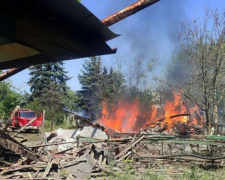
[{"xmin": 9, "ymin": 130, "xmax": 42, "ymax": 147}]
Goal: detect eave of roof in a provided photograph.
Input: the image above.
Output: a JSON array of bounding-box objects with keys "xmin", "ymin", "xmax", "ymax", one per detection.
[{"xmin": 0, "ymin": 0, "xmax": 118, "ymax": 70}]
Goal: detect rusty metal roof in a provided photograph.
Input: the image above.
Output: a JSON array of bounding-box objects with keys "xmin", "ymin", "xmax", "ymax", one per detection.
[{"xmin": 0, "ymin": 0, "xmax": 118, "ymax": 70}]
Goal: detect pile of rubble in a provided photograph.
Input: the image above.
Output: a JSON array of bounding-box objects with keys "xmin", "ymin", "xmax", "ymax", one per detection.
[{"xmin": 1, "ymin": 123, "xmax": 225, "ymax": 179}]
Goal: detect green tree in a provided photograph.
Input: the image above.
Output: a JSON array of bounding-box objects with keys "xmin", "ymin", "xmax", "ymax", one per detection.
[
  {"xmin": 0, "ymin": 81, "xmax": 20, "ymax": 120},
  {"xmin": 76, "ymin": 57, "xmax": 125, "ymax": 120},
  {"xmin": 167, "ymin": 9, "xmax": 225, "ymax": 134},
  {"xmin": 64, "ymin": 88, "xmax": 77, "ymax": 111},
  {"xmin": 28, "ymin": 62, "xmax": 70, "ymax": 99},
  {"xmin": 39, "ymin": 81, "xmax": 67, "ymax": 131},
  {"xmin": 28, "ymin": 62, "xmax": 70, "ymax": 130}
]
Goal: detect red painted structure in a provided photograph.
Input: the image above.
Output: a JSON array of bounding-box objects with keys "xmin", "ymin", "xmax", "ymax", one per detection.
[{"xmin": 11, "ymin": 109, "xmax": 43, "ymax": 132}]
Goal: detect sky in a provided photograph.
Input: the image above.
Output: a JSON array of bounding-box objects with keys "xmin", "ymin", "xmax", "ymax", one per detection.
[{"xmin": 6, "ymin": 0, "xmax": 225, "ymax": 93}]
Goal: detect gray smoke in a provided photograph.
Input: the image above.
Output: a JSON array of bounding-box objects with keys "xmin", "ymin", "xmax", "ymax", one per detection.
[
  {"xmin": 106, "ymin": 0, "xmax": 189, "ymax": 62},
  {"xmin": 81, "ymin": 0, "xmax": 190, "ymax": 89}
]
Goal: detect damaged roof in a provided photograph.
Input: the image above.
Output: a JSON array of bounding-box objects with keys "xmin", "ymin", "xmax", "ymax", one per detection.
[{"xmin": 0, "ymin": 0, "xmax": 118, "ymax": 70}]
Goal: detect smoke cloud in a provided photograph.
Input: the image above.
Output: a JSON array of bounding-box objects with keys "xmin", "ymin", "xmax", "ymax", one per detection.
[{"xmin": 105, "ymin": 0, "xmax": 189, "ymax": 66}]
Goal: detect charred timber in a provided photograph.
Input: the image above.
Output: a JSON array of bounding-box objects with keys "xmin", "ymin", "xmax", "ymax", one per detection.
[
  {"xmin": 145, "ymin": 113, "xmax": 190, "ymax": 128},
  {"xmin": 0, "ymin": 129, "xmax": 39, "ymax": 161},
  {"xmin": 62, "ymin": 109, "xmax": 118, "ymax": 133},
  {"xmin": 102, "ymin": 0, "xmax": 160, "ymax": 27},
  {"xmin": 0, "ymin": 67, "xmax": 27, "ymax": 81},
  {"xmin": 170, "ymin": 113, "xmax": 190, "ymax": 119}
]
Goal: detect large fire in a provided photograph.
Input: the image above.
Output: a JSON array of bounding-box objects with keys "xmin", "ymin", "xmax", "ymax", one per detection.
[{"xmin": 98, "ymin": 91, "xmax": 204, "ymax": 133}]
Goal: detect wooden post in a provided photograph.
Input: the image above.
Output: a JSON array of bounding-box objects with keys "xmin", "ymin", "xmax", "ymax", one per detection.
[
  {"xmin": 169, "ymin": 144, "xmax": 172, "ymax": 164},
  {"xmin": 41, "ymin": 110, "xmax": 45, "ymax": 141}
]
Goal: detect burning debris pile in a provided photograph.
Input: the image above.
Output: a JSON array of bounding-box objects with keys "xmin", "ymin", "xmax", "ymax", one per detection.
[
  {"xmin": 0, "ymin": 92, "xmax": 219, "ymax": 179},
  {"xmin": 99, "ymin": 91, "xmax": 205, "ymax": 135}
]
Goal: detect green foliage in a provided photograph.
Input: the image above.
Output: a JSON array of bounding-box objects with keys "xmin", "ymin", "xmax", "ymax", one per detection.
[
  {"xmin": 64, "ymin": 87, "xmax": 78, "ymax": 112},
  {"xmin": 25, "ymin": 98, "xmax": 43, "ymax": 114},
  {"xmin": 28, "ymin": 62, "xmax": 71, "ymax": 130},
  {"xmin": 0, "ymin": 81, "xmax": 20, "ymax": 120},
  {"xmin": 40, "ymin": 81, "xmax": 67, "ymax": 130},
  {"xmin": 76, "ymin": 57, "xmax": 125, "ymax": 120},
  {"xmin": 28, "ymin": 62, "xmax": 70, "ymax": 99}
]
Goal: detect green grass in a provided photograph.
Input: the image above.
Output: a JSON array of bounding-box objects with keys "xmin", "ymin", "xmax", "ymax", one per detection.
[{"xmin": 95, "ymin": 163, "xmax": 225, "ymax": 180}]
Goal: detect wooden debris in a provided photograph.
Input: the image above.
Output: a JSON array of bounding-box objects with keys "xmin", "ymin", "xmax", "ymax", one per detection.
[
  {"xmin": 42, "ymin": 155, "xmax": 53, "ymax": 178},
  {"xmin": 29, "ymin": 141, "xmax": 75, "ymax": 148},
  {"xmin": 0, "ymin": 129, "xmax": 39, "ymax": 162},
  {"xmin": 118, "ymin": 151, "xmax": 132, "ymax": 161},
  {"xmin": 31, "ymin": 170, "xmax": 40, "ymax": 180},
  {"xmin": 115, "ymin": 135, "xmax": 145, "ymax": 159},
  {"xmin": 63, "ymin": 108, "xmax": 118, "ymax": 133},
  {"xmin": 0, "ymin": 123, "xmax": 225, "ymax": 179}
]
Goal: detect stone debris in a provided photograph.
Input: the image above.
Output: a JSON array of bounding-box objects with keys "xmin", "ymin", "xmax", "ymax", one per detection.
[{"xmin": 79, "ymin": 126, "xmax": 108, "ymax": 140}]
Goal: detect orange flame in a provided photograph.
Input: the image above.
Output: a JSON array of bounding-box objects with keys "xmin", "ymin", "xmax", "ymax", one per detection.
[{"xmin": 98, "ymin": 91, "xmax": 204, "ymax": 133}]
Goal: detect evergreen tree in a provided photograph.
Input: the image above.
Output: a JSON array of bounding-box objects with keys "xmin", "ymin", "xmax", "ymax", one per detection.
[
  {"xmin": 28, "ymin": 62, "xmax": 70, "ymax": 130},
  {"xmin": 39, "ymin": 81, "xmax": 66, "ymax": 131},
  {"xmin": 76, "ymin": 57, "xmax": 124, "ymax": 120},
  {"xmin": 28, "ymin": 62, "xmax": 70, "ymax": 99}
]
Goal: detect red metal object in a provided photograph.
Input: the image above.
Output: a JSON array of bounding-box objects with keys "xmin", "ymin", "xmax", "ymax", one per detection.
[
  {"xmin": 12, "ymin": 109, "xmax": 43, "ymax": 131},
  {"xmin": 102, "ymin": 0, "xmax": 160, "ymax": 27}
]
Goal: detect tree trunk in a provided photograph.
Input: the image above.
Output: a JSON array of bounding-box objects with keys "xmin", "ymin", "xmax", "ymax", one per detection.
[
  {"xmin": 213, "ymin": 104, "xmax": 218, "ymax": 134},
  {"xmin": 205, "ymin": 109, "xmax": 211, "ymax": 135},
  {"xmin": 50, "ymin": 113, "xmax": 55, "ymax": 132}
]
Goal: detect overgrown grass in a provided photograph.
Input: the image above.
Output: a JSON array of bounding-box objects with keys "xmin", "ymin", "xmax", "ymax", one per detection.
[
  {"xmin": 97, "ymin": 162, "xmax": 225, "ymax": 180},
  {"xmin": 43, "ymin": 118, "xmax": 75, "ymax": 132}
]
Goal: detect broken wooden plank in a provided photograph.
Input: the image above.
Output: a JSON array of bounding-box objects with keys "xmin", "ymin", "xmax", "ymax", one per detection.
[
  {"xmin": 61, "ymin": 158, "xmax": 87, "ymax": 168},
  {"xmin": 144, "ymin": 113, "xmax": 190, "ymax": 128},
  {"xmin": 2, "ymin": 106, "xmax": 20, "ymax": 131},
  {"xmin": 0, "ymin": 130, "xmax": 39, "ymax": 161},
  {"xmin": 19, "ymin": 138, "xmax": 28, "ymax": 143},
  {"xmin": 54, "ymin": 157, "xmax": 68, "ymax": 175},
  {"xmin": 63, "ymin": 108, "xmax": 118, "ymax": 133},
  {"xmin": 1, "ymin": 164, "xmax": 46, "ymax": 174},
  {"xmin": 55, "ymin": 147, "xmax": 73, "ymax": 154},
  {"xmin": 115, "ymin": 135, "xmax": 145, "ymax": 159},
  {"xmin": 31, "ymin": 170, "xmax": 40, "ymax": 180},
  {"xmin": 12, "ymin": 117, "xmax": 37, "ymax": 138},
  {"xmin": 102, "ymin": 0, "xmax": 160, "ymax": 27},
  {"xmin": 117, "ymin": 151, "xmax": 132, "ymax": 161},
  {"xmin": 42, "ymin": 155, "xmax": 53, "ymax": 178},
  {"xmin": 96, "ymin": 122, "xmax": 119, "ymax": 134},
  {"xmin": 29, "ymin": 141, "xmax": 75, "ymax": 148}
]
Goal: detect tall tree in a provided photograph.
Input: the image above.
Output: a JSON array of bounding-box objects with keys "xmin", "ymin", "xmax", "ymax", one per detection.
[
  {"xmin": 28, "ymin": 62, "xmax": 70, "ymax": 130},
  {"xmin": 76, "ymin": 57, "xmax": 125, "ymax": 120},
  {"xmin": 28, "ymin": 62, "xmax": 70, "ymax": 99},
  {"xmin": 39, "ymin": 81, "xmax": 67, "ymax": 131},
  {"xmin": 169, "ymin": 9, "xmax": 225, "ymax": 134}
]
